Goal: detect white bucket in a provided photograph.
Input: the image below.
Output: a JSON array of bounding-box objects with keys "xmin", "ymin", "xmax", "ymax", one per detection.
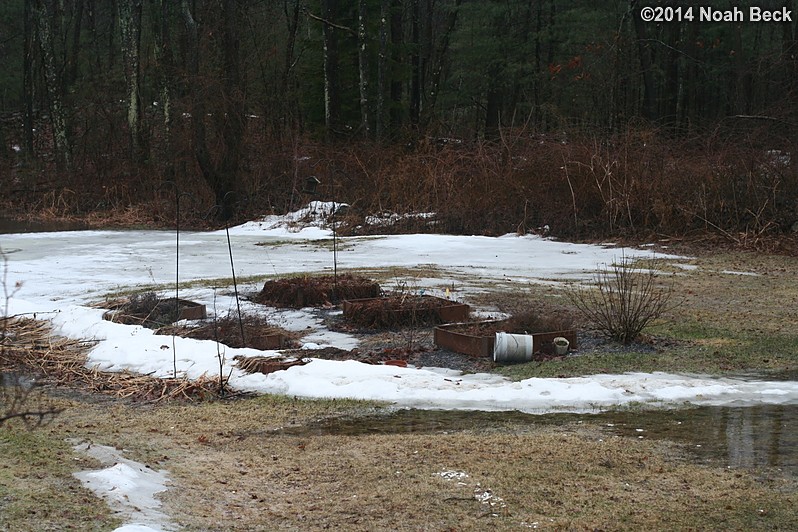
[
  {"xmin": 493, "ymin": 332, "xmax": 534, "ymax": 363},
  {"xmin": 553, "ymin": 337, "xmax": 570, "ymax": 355}
]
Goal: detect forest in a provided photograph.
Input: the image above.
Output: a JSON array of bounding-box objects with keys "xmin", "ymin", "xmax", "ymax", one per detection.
[{"xmin": 0, "ymin": 0, "xmax": 796, "ymax": 243}]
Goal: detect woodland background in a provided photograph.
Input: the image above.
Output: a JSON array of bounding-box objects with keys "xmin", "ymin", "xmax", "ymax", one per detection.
[{"xmin": 0, "ymin": 0, "xmax": 797, "ymax": 243}]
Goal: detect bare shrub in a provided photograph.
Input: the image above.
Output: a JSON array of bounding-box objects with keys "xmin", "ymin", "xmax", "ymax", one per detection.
[
  {"xmin": 566, "ymin": 256, "xmax": 673, "ymax": 344},
  {"xmin": 102, "ymin": 292, "xmax": 180, "ymax": 328},
  {"xmin": 1, "ymin": 371, "xmax": 61, "ymax": 427},
  {"xmin": 1, "ymin": 246, "xmax": 62, "ymax": 427}
]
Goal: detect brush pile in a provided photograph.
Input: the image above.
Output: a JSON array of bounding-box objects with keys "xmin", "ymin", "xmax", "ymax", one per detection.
[
  {"xmin": 1, "ymin": 317, "xmax": 226, "ymax": 401},
  {"xmin": 233, "ymin": 355, "xmax": 309, "ymax": 375}
]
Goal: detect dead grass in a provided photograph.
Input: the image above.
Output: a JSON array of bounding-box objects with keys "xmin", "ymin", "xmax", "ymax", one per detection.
[
  {"xmin": 0, "ymin": 318, "xmax": 227, "ymax": 402},
  {"xmin": 0, "ymin": 426, "xmax": 121, "ymax": 531},
  {"xmin": 660, "ymin": 251, "xmax": 798, "ymax": 337},
  {"xmin": 6, "ymin": 392, "xmax": 792, "ymax": 531}
]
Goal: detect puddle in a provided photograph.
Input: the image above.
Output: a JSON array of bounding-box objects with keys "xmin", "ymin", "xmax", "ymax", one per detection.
[
  {"xmin": 0, "ymin": 217, "xmax": 88, "ymax": 234},
  {"xmin": 600, "ymin": 405, "xmax": 797, "ymax": 473},
  {"xmin": 275, "ymin": 405, "xmax": 798, "ymax": 474}
]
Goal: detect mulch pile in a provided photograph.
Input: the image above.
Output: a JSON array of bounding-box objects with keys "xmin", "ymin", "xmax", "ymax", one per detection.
[{"xmin": 254, "ymin": 274, "xmax": 381, "ymax": 308}]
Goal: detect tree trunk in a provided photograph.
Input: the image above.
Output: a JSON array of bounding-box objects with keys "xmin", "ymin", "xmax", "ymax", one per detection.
[
  {"xmin": 151, "ymin": 0, "xmax": 173, "ymax": 157},
  {"xmin": 34, "ymin": 0, "xmax": 71, "ymax": 170},
  {"xmin": 66, "ymin": 0, "xmax": 84, "ymax": 88},
  {"xmin": 86, "ymin": 0, "xmax": 101, "ymax": 74},
  {"xmin": 389, "ymin": 0, "xmax": 403, "ymax": 130},
  {"xmin": 534, "ymin": 0, "xmax": 542, "ymax": 126},
  {"xmin": 108, "ymin": 0, "xmax": 117, "ymax": 70},
  {"xmin": 180, "ymin": 0, "xmax": 244, "ymax": 220},
  {"xmin": 358, "ymin": 0, "xmax": 371, "ymax": 138},
  {"xmin": 322, "ymin": 0, "xmax": 340, "ymax": 139},
  {"xmin": 732, "ymin": 24, "xmax": 750, "ymax": 115},
  {"xmin": 217, "ymin": 0, "xmax": 246, "ymax": 219},
  {"xmin": 23, "ymin": 0, "xmax": 35, "ymax": 158},
  {"xmin": 631, "ymin": 0, "xmax": 656, "ymax": 121},
  {"xmin": 423, "ymin": 0, "xmax": 460, "ymax": 128},
  {"xmin": 680, "ymin": 21, "xmax": 699, "ymax": 132},
  {"xmin": 119, "ymin": 0, "xmax": 144, "ymax": 162},
  {"xmin": 376, "ymin": 0, "xmax": 389, "ymax": 140},
  {"xmin": 409, "ymin": 0, "xmax": 420, "ymax": 127},
  {"xmin": 484, "ymin": 67, "xmax": 502, "ymax": 137},
  {"xmin": 281, "ymin": 0, "xmax": 302, "ymax": 135},
  {"xmin": 180, "ymin": 0, "xmax": 211, "ymax": 181},
  {"xmin": 663, "ymin": 20, "xmax": 681, "ymax": 128}
]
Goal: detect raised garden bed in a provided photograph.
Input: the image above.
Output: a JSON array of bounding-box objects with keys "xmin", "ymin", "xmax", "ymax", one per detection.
[
  {"xmin": 156, "ymin": 315, "xmax": 299, "ymax": 351},
  {"xmin": 101, "ymin": 294, "xmax": 206, "ymax": 328},
  {"xmin": 253, "ymin": 274, "xmax": 381, "ymax": 308},
  {"xmin": 342, "ymin": 294, "xmax": 470, "ymax": 329},
  {"xmin": 434, "ymin": 319, "xmax": 578, "ymax": 358}
]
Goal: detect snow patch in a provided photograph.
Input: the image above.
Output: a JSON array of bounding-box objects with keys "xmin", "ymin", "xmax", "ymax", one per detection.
[{"xmin": 71, "ymin": 440, "xmax": 173, "ymax": 532}]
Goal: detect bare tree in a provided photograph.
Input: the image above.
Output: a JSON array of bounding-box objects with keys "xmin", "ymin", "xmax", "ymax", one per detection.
[
  {"xmin": 180, "ymin": 0, "xmax": 246, "ymax": 219},
  {"xmin": 33, "ymin": 0, "xmax": 71, "ymax": 170},
  {"xmin": 357, "ymin": 0, "xmax": 371, "ymax": 138},
  {"xmin": 119, "ymin": 0, "xmax": 145, "ymax": 161},
  {"xmin": 23, "ymin": 0, "xmax": 36, "ymax": 158},
  {"xmin": 376, "ymin": 0, "xmax": 389, "ymax": 140},
  {"xmin": 150, "ymin": 0, "xmax": 174, "ymax": 160},
  {"xmin": 322, "ymin": 0, "xmax": 341, "ymax": 138}
]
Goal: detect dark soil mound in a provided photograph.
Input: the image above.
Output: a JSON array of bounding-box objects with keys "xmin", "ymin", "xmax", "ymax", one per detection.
[{"xmin": 254, "ymin": 274, "xmax": 381, "ymax": 308}]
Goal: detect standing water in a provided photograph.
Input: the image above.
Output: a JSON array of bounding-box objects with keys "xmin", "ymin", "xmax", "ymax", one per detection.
[
  {"xmin": 0, "ymin": 218, "xmax": 88, "ymax": 234},
  {"xmin": 276, "ymin": 405, "xmax": 798, "ymax": 474}
]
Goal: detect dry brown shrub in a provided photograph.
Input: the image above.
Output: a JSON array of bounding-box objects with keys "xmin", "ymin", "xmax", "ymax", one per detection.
[
  {"xmin": 102, "ymin": 292, "xmax": 186, "ymax": 328},
  {"xmin": 567, "ymin": 256, "xmax": 673, "ymax": 345},
  {"xmin": 8, "ymin": 119, "xmax": 797, "ymax": 247}
]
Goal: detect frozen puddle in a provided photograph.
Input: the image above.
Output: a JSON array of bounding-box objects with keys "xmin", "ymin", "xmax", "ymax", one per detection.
[{"xmin": 71, "ymin": 440, "xmax": 173, "ymax": 532}]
